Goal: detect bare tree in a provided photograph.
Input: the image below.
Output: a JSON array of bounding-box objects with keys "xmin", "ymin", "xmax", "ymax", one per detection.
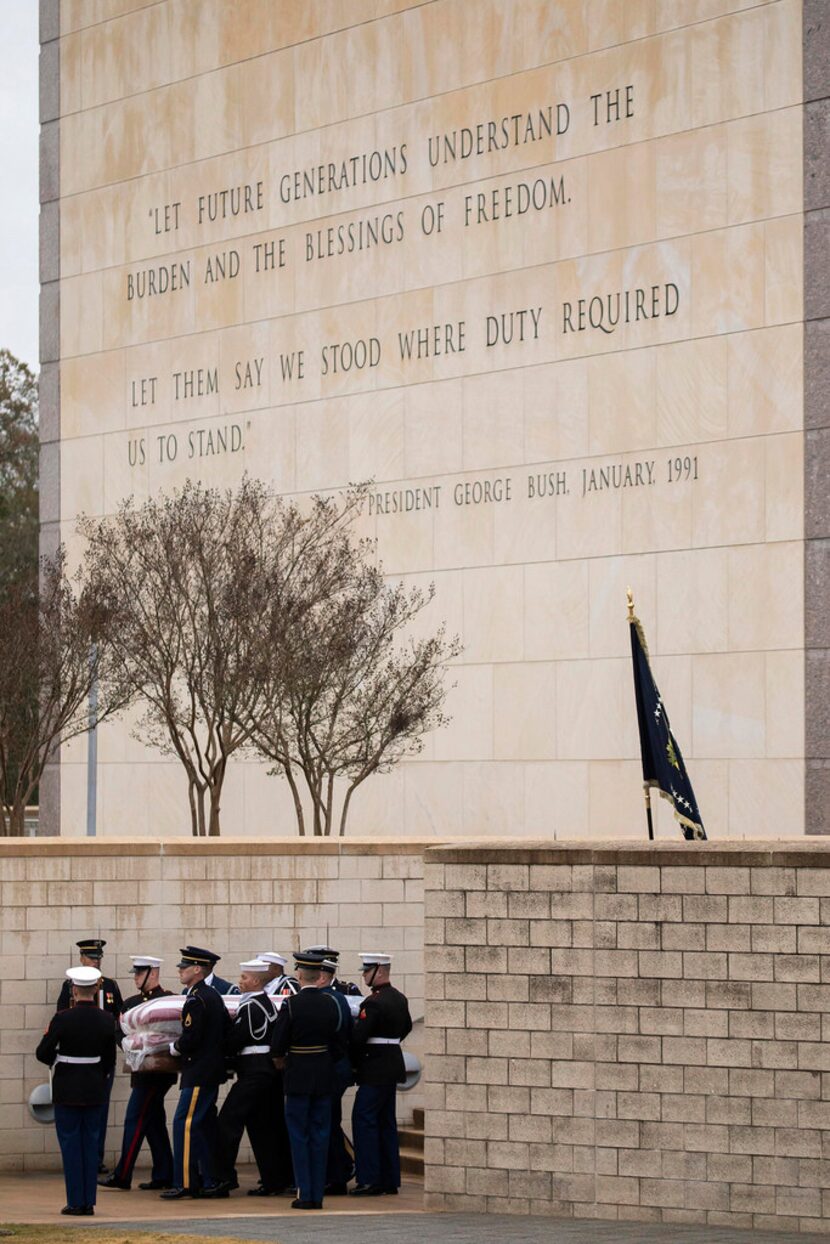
[
  {"xmin": 0, "ymin": 551, "xmax": 121, "ymax": 836},
  {"xmin": 79, "ymin": 480, "xmax": 372, "ymax": 837},
  {"xmin": 248, "ymin": 534, "xmax": 461, "ymax": 838}
]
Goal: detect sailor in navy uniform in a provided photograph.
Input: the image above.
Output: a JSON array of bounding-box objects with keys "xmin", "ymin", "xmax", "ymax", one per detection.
[
  {"xmin": 257, "ymin": 951, "xmax": 300, "ymax": 997},
  {"xmin": 99, "ymin": 956, "xmax": 175, "ymax": 1192},
  {"xmin": 55, "ymin": 938, "xmax": 123, "ymax": 1173},
  {"xmin": 211, "ymin": 960, "xmax": 293, "ymax": 1197},
  {"xmin": 349, "ymin": 953, "xmax": 412, "ymax": 1197},
  {"xmin": 37, "ymin": 966, "xmax": 117, "ymax": 1216},
  {"xmin": 270, "ymin": 950, "xmax": 345, "ymax": 1210},
  {"xmin": 161, "ymin": 946, "xmax": 231, "ymax": 1200},
  {"xmin": 315, "ymin": 952, "xmax": 355, "ymax": 1195}
]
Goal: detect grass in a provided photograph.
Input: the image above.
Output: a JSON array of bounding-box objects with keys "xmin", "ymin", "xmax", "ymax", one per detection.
[{"xmin": 0, "ymin": 1231, "xmax": 267, "ymax": 1244}]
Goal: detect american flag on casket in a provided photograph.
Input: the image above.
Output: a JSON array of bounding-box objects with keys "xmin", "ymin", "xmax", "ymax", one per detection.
[{"xmin": 120, "ymin": 992, "xmax": 362, "ymax": 1073}]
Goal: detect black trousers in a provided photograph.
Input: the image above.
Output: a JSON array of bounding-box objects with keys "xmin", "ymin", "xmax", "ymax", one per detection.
[{"xmin": 217, "ymin": 1066, "xmax": 293, "ymax": 1190}]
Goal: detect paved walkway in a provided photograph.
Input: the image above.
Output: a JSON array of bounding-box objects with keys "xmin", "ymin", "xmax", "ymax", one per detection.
[
  {"xmin": 93, "ymin": 1214, "xmax": 830, "ymax": 1242},
  {"xmin": 2, "ymin": 1170, "xmax": 829, "ymax": 1242}
]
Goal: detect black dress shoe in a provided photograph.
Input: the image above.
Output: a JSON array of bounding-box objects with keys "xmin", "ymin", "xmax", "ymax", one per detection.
[
  {"xmin": 98, "ymin": 1174, "xmax": 130, "ymax": 1189},
  {"xmin": 291, "ymin": 1198, "xmax": 321, "ymax": 1209},
  {"xmin": 349, "ymin": 1184, "xmax": 384, "ymax": 1196},
  {"xmin": 200, "ymin": 1182, "xmax": 230, "ymax": 1199},
  {"xmin": 82, "ymin": 1207, "xmax": 95, "ymax": 1216},
  {"xmin": 324, "ymin": 1182, "xmax": 349, "ymax": 1195},
  {"xmin": 98, "ymin": 1163, "xmax": 109, "ymax": 1175},
  {"xmin": 247, "ymin": 1185, "xmax": 289, "ymax": 1196},
  {"xmin": 159, "ymin": 1187, "xmax": 196, "ymax": 1200},
  {"xmin": 60, "ymin": 1206, "xmax": 86, "ymax": 1216},
  {"xmin": 382, "ymin": 1187, "xmax": 399, "ymax": 1195},
  {"xmin": 138, "ymin": 1179, "xmax": 173, "ymax": 1190}
]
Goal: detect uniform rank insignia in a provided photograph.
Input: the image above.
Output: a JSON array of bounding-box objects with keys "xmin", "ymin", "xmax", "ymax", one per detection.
[
  {"xmin": 106, "ymin": 993, "xmax": 114, "ymax": 1004},
  {"xmin": 184, "ymin": 1013, "xmax": 192, "ymax": 1026}
]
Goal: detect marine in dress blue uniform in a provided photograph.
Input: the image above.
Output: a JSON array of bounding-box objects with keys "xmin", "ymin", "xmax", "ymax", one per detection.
[
  {"xmin": 37, "ymin": 966, "xmax": 117, "ymax": 1216},
  {"xmin": 161, "ymin": 946, "xmax": 231, "ymax": 1200},
  {"xmin": 271, "ymin": 950, "xmax": 344, "ymax": 1210},
  {"xmin": 349, "ymin": 953, "xmax": 412, "ymax": 1197},
  {"xmin": 55, "ymin": 938, "xmax": 123, "ymax": 1173},
  {"xmin": 211, "ymin": 959, "xmax": 293, "ymax": 1197},
  {"xmin": 98, "ymin": 956, "xmax": 175, "ymax": 1192}
]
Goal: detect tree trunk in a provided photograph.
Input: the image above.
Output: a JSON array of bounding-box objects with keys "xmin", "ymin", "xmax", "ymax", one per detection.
[
  {"xmin": 208, "ymin": 783, "xmax": 222, "ymax": 836},
  {"xmin": 187, "ymin": 777, "xmax": 199, "ymax": 837},
  {"xmin": 7, "ymin": 799, "xmax": 27, "ymax": 836},
  {"xmin": 283, "ymin": 764, "xmax": 306, "ymax": 837}
]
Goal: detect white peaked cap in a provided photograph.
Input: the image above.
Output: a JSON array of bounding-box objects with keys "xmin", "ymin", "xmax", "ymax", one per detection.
[
  {"xmin": 131, "ymin": 956, "xmax": 162, "ymax": 968},
  {"xmin": 359, "ymin": 952, "xmax": 392, "ymax": 966},
  {"xmin": 240, "ymin": 959, "xmax": 271, "ymax": 972},
  {"xmin": 66, "ymin": 966, "xmax": 103, "ymax": 986},
  {"xmin": 257, "ymin": 952, "xmax": 288, "ymax": 967}
]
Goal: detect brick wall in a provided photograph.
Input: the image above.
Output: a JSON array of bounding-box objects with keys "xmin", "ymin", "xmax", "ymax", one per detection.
[
  {"xmin": 0, "ymin": 838, "xmax": 425, "ymax": 1171},
  {"xmin": 423, "ymin": 841, "xmax": 830, "ymax": 1234}
]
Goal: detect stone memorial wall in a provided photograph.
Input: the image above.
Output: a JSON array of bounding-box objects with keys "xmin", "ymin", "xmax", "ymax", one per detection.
[{"xmin": 39, "ymin": 0, "xmax": 827, "ymax": 839}]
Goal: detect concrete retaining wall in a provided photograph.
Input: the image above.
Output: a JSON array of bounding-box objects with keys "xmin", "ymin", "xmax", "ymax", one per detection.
[{"xmin": 423, "ymin": 841, "xmax": 830, "ymax": 1234}]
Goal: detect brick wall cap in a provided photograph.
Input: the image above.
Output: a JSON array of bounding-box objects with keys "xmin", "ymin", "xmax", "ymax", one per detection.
[
  {"xmin": 424, "ymin": 840, "xmax": 830, "ymax": 867},
  {"xmin": 0, "ymin": 836, "xmax": 434, "ymax": 858}
]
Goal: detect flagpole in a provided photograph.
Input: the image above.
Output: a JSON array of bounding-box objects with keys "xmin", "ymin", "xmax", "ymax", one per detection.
[
  {"xmin": 644, "ymin": 786, "xmax": 654, "ymax": 841},
  {"xmin": 628, "ymin": 587, "xmax": 655, "ymax": 842}
]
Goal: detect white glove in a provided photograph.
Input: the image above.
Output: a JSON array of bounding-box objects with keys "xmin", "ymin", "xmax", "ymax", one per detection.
[{"xmin": 169, "ymin": 1042, "xmax": 180, "ymax": 1057}]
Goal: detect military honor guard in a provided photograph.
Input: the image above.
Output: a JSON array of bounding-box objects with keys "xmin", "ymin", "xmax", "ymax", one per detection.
[
  {"xmin": 55, "ymin": 937, "xmax": 123, "ymax": 1173},
  {"xmin": 257, "ymin": 950, "xmax": 300, "ymax": 996},
  {"xmin": 99, "ymin": 956, "xmax": 175, "ymax": 1192},
  {"xmin": 270, "ymin": 950, "xmax": 346, "ymax": 1210},
  {"xmin": 349, "ymin": 953, "xmax": 412, "ymax": 1197},
  {"xmin": 37, "ymin": 966, "xmax": 118, "ymax": 1216},
  {"xmin": 315, "ymin": 951, "xmax": 355, "ymax": 1195},
  {"xmin": 211, "ymin": 959, "xmax": 293, "ymax": 1197},
  {"xmin": 306, "ymin": 944, "xmax": 361, "ymax": 995},
  {"xmin": 161, "ymin": 946, "xmax": 232, "ymax": 1199}
]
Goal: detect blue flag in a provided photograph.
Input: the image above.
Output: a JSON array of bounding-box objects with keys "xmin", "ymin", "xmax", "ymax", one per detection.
[{"xmin": 629, "ymin": 610, "xmax": 706, "ymax": 841}]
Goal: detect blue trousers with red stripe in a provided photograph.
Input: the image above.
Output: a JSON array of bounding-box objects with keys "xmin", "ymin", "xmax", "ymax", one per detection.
[
  {"xmin": 114, "ymin": 1079, "xmax": 174, "ymax": 1185},
  {"xmin": 172, "ymin": 1085, "xmax": 219, "ymax": 1191}
]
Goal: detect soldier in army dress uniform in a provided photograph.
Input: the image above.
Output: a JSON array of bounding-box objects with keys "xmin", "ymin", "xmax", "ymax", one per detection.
[
  {"xmin": 270, "ymin": 950, "xmax": 346, "ymax": 1210},
  {"xmin": 55, "ymin": 938, "xmax": 123, "ymax": 1173},
  {"xmin": 98, "ymin": 955, "xmax": 175, "ymax": 1191},
  {"xmin": 349, "ymin": 953, "xmax": 412, "ymax": 1197},
  {"xmin": 161, "ymin": 946, "xmax": 231, "ymax": 1199},
  {"xmin": 37, "ymin": 966, "xmax": 117, "ymax": 1216}
]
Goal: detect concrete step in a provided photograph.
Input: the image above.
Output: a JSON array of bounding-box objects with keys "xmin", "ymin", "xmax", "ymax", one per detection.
[
  {"xmin": 399, "ymin": 1145, "xmax": 424, "ymax": 1176},
  {"xmin": 399, "ymin": 1107, "xmax": 425, "ymax": 1175}
]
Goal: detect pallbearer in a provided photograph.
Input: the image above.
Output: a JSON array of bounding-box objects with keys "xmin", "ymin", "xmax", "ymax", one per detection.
[
  {"xmin": 211, "ymin": 959, "xmax": 293, "ymax": 1197},
  {"xmin": 257, "ymin": 950, "xmax": 300, "ymax": 997},
  {"xmin": 55, "ymin": 937, "xmax": 123, "ymax": 1173},
  {"xmin": 315, "ymin": 952, "xmax": 355, "ymax": 1195},
  {"xmin": 306, "ymin": 944, "xmax": 361, "ymax": 996},
  {"xmin": 99, "ymin": 956, "xmax": 175, "ymax": 1192},
  {"xmin": 161, "ymin": 946, "xmax": 231, "ymax": 1200},
  {"xmin": 37, "ymin": 966, "xmax": 117, "ymax": 1216},
  {"xmin": 349, "ymin": 953, "xmax": 412, "ymax": 1197},
  {"xmin": 270, "ymin": 950, "xmax": 345, "ymax": 1210}
]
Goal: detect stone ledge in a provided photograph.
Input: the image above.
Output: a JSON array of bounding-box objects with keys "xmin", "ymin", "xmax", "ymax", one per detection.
[
  {"xmin": 425, "ymin": 840, "xmax": 830, "ymax": 867},
  {"xmin": 0, "ymin": 836, "xmax": 434, "ymax": 858}
]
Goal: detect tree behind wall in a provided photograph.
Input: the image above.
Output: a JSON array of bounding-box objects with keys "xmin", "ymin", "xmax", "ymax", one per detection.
[
  {"xmin": 245, "ymin": 533, "xmax": 462, "ymax": 837},
  {"xmin": 0, "ymin": 349, "xmax": 38, "ymax": 598},
  {"xmin": 79, "ymin": 480, "xmax": 372, "ymax": 837},
  {"xmin": 0, "ymin": 551, "xmax": 121, "ymax": 836}
]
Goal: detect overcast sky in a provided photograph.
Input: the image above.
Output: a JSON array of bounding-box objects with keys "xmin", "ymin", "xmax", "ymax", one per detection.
[{"xmin": 0, "ymin": 0, "xmax": 39, "ymax": 373}]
